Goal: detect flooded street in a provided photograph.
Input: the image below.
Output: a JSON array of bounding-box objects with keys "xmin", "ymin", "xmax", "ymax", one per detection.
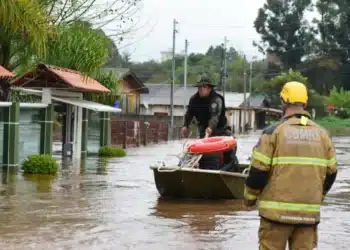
[{"xmin": 0, "ymin": 135, "xmax": 349, "ymax": 249}]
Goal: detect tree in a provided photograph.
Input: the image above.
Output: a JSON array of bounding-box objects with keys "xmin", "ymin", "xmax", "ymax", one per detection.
[
  {"xmin": 0, "ymin": 0, "xmax": 142, "ymax": 71},
  {"xmin": 300, "ymin": 55, "xmax": 342, "ymax": 95},
  {"xmin": 314, "ymin": 0, "xmax": 341, "ymax": 57},
  {"xmin": 36, "ymin": 21, "xmax": 112, "ymax": 75},
  {"xmin": 85, "ymin": 71, "xmax": 120, "ymax": 105},
  {"xmin": 257, "ymin": 69, "xmax": 309, "ymax": 106},
  {"xmin": 0, "ymin": 78, "xmax": 11, "ymax": 101},
  {"xmin": 253, "ymin": 0, "xmax": 315, "ymax": 70},
  {"xmin": 256, "ymin": 69, "xmax": 326, "ymax": 115},
  {"xmin": 0, "ymin": 0, "xmax": 52, "ymax": 68},
  {"xmin": 315, "ymin": 0, "xmax": 350, "ymax": 62},
  {"xmin": 128, "ymin": 44, "xmax": 266, "ymax": 92},
  {"xmin": 39, "ymin": 0, "xmax": 141, "ymax": 34},
  {"xmin": 130, "ymin": 60, "xmax": 165, "ymax": 82},
  {"xmin": 104, "ymin": 38, "xmax": 124, "ymax": 68},
  {"xmin": 120, "ymin": 52, "xmax": 132, "ymax": 68},
  {"xmin": 313, "ymin": 0, "xmax": 350, "ymax": 90}
]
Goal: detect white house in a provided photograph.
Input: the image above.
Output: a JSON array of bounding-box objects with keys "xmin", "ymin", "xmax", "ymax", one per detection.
[
  {"xmin": 140, "ymin": 83, "xmax": 278, "ymax": 132},
  {"xmin": 140, "ymin": 83, "xmax": 283, "ymax": 133}
]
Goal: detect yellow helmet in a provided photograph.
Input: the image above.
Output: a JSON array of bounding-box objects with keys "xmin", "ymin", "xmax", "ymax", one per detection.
[{"xmin": 280, "ymin": 81, "xmax": 308, "ymax": 104}]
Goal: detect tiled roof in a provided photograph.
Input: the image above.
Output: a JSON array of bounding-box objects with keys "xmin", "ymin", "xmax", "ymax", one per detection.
[{"xmin": 11, "ymin": 64, "xmax": 110, "ymax": 93}]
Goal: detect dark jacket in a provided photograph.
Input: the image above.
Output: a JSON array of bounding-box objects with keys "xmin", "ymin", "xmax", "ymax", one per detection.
[{"xmin": 184, "ymin": 90, "xmax": 229, "ymax": 137}]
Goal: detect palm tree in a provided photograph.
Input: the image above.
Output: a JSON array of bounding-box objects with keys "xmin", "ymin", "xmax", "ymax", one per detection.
[
  {"xmin": 0, "ymin": 0, "xmax": 52, "ymax": 68},
  {"xmin": 41, "ymin": 21, "xmax": 111, "ymax": 75}
]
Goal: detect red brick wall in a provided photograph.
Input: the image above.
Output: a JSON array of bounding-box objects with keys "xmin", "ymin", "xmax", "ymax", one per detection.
[
  {"xmin": 110, "ymin": 119, "xmax": 168, "ymax": 148},
  {"xmin": 53, "ymin": 119, "xmax": 169, "ymax": 148}
]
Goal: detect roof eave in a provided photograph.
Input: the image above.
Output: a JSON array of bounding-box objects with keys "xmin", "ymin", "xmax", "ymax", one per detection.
[
  {"xmin": 128, "ymin": 70, "xmax": 149, "ymax": 94},
  {"xmin": 96, "ymin": 89, "xmax": 111, "ymax": 93},
  {"xmin": 0, "ymin": 76, "xmax": 14, "ymax": 80},
  {"xmin": 0, "ymin": 66, "xmax": 15, "ymax": 78}
]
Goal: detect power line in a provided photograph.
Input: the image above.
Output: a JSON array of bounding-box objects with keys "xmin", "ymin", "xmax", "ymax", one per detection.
[
  {"xmin": 113, "ymin": 19, "xmax": 159, "ymax": 51},
  {"xmin": 126, "ymin": 42, "xmax": 350, "ymax": 62},
  {"xmin": 108, "ymin": 15, "xmax": 349, "ymax": 61},
  {"xmin": 177, "ymin": 20, "xmax": 319, "ymax": 29}
]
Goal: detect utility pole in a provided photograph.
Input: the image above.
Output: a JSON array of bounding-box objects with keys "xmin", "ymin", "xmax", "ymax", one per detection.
[
  {"xmin": 249, "ymin": 62, "xmax": 253, "ymax": 104},
  {"xmin": 220, "ymin": 44, "xmax": 224, "ymax": 91},
  {"xmin": 183, "ymin": 39, "xmax": 188, "ymax": 113},
  {"xmin": 170, "ymin": 18, "xmax": 178, "ymax": 139},
  {"xmin": 223, "ymin": 36, "xmax": 227, "ymax": 99},
  {"xmin": 248, "ymin": 61, "xmax": 253, "ymax": 126},
  {"xmin": 243, "ymin": 55, "xmax": 247, "ymax": 134}
]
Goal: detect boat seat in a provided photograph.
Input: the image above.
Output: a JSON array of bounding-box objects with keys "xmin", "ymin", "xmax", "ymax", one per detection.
[{"xmin": 198, "ymin": 153, "xmax": 221, "ymax": 170}]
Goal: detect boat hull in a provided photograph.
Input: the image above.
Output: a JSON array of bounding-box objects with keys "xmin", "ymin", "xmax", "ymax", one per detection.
[{"xmin": 150, "ymin": 164, "xmax": 248, "ymax": 200}]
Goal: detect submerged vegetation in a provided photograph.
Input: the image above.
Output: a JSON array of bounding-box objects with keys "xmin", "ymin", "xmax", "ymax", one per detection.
[
  {"xmin": 98, "ymin": 146, "xmax": 127, "ymax": 157},
  {"xmin": 22, "ymin": 154, "xmax": 58, "ymax": 175}
]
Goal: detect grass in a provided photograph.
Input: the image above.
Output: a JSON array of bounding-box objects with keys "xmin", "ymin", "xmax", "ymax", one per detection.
[{"xmin": 316, "ymin": 116, "xmax": 350, "ymax": 136}]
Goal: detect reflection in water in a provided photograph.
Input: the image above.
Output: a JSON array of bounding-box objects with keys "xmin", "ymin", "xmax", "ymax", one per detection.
[
  {"xmin": 96, "ymin": 158, "xmax": 109, "ymax": 175},
  {"xmin": 22, "ymin": 174, "xmax": 55, "ymax": 193},
  {"xmin": 0, "ymin": 138, "xmax": 347, "ymax": 249},
  {"xmin": 0, "ymin": 166, "xmax": 17, "ymax": 196},
  {"xmin": 152, "ymin": 198, "xmax": 247, "ymax": 237}
]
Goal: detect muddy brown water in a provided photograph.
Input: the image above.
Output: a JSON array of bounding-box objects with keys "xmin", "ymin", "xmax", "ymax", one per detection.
[{"xmin": 0, "ymin": 136, "xmax": 349, "ymax": 249}]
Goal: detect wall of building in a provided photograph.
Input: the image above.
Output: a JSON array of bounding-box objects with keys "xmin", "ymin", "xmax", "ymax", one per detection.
[
  {"xmin": 140, "ymin": 105, "xmax": 187, "ymax": 117},
  {"xmin": 226, "ymin": 109, "xmax": 256, "ymax": 133},
  {"xmin": 141, "ymin": 105, "xmax": 258, "ymax": 133},
  {"xmin": 119, "ymin": 79, "xmax": 140, "ymax": 114},
  {"xmin": 110, "ymin": 119, "xmax": 169, "ymax": 148}
]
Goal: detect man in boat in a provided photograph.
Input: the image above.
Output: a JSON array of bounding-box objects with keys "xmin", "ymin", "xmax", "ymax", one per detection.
[
  {"xmin": 243, "ymin": 81, "xmax": 337, "ymax": 250},
  {"xmin": 180, "ymin": 73, "xmax": 238, "ymax": 171}
]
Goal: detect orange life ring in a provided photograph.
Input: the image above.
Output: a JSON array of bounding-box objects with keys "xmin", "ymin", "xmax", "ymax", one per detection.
[{"xmin": 187, "ymin": 136, "xmax": 237, "ymax": 154}]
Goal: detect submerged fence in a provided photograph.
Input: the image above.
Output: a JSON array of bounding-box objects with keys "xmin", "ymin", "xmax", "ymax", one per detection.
[
  {"xmin": 53, "ymin": 112, "xmax": 190, "ymax": 151},
  {"xmin": 0, "ymin": 108, "xmax": 44, "ymax": 166},
  {"xmin": 4, "ymin": 110, "xmax": 197, "ymax": 159}
]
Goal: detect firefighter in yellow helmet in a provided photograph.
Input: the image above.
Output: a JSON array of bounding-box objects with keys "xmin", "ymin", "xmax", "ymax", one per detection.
[{"xmin": 244, "ymin": 81, "xmax": 338, "ymax": 250}]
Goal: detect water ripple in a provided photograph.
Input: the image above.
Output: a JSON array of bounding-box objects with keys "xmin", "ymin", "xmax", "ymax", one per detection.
[{"xmin": 0, "ymin": 137, "xmax": 348, "ymax": 249}]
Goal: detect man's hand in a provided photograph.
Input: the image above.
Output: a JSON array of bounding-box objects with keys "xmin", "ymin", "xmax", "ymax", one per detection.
[
  {"xmin": 180, "ymin": 127, "xmax": 189, "ymax": 138},
  {"xmin": 243, "ymin": 199, "xmax": 257, "ymax": 211},
  {"xmin": 205, "ymin": 127, "xmax": 212, "ymax": 137}
]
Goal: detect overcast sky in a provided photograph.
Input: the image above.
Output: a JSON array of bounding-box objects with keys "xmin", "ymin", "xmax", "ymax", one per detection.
[{"xmin": 104, "ymin": 0, "xmax": 266, "ymax": 63}]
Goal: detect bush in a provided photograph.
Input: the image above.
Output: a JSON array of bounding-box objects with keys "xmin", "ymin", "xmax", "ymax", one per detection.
[
  {"xmin": 317, "ymin": 116, "xmax": 350, "ymax": 128},
  {"xmin": 98, "ymin": 146, "xmax": 127, "ymax": 157},
  {"xmin": 22, "ymin": 154, "xmax": 58, "ymax": 174},
  {"xmin": 328, "ymin": 86, "xmax": 350, "ymax": 109},
  {"xmin": 307, "ymin": 89, "xmax": 327, "ymax": 118},
  {"xmin": 256, "ymin": 69, "xmax": 327, "ymax": 113},
  {"xmin": 256, "ymin": 69, "xmax": 308, "ymax": 107}
]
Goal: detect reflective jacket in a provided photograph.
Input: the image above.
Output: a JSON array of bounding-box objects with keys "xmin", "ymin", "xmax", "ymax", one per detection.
[{"xmin": 244, "ymin": 111, "xmax": 337, "ymax": 225}]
